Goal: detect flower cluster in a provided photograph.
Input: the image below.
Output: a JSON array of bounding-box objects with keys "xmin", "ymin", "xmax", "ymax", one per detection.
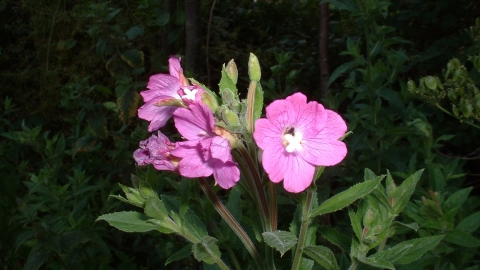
[
  {"xmin": 134, "ymin": 57, "xmax": 240, "ymax": 189},
  {"xmin": 134, "ymin": 56, "xmax": 347, "ymax": 193}
]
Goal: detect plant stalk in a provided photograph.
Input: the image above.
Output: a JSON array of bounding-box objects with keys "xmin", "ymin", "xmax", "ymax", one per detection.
[{"xmin": 291, "ymin": 189, "xmax": 315, "ymax": 270}]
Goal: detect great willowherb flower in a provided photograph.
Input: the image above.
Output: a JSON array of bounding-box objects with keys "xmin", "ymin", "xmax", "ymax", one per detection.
[
  {"xmin": 137, "ymin": 56, "xmax": 203, "ymax": 132},
  {"xmin": 133, "ymin": 132, "xmax": 179, "ymax": 171},
  {"xmin": 171, "ymin": 102, "xmax": 240, "ymax": 189},
  {"xmin": 253, "ymin": 92, "xmax": 347, "ymax": 193}
]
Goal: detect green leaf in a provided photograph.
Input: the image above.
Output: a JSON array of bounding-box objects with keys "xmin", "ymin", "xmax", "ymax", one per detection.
[
  {"xmin": 144, "ymin": 196, "xmax": 169, "ymax": 220},
  {"xmin": 56, "ymin": 38, "xmax": 76, "ymax": 50},
  {"xmin": 327, "ymin": 61, "xmax": 359, "ymax": 87},
  {"xmin": 88, "ymin": 114, "xmax": 108, "ymax": 138},
  {"xmin": 348, "ymin": 207, "xmax": 363, "ymax": 241},
  {"xmin": 72, "ymin": 135, "xmax": 97, "ymax": 156},
  {"xmin": 356, "ymin": 256, "xmax": 394, "ymax": 270},
  {"xmin": 104, "ymin": 8, "xmax": 122, "ymax": 22},
  {"xmin": 154, "ymin": 10, "xmax": 170, "ymax": 26},
  {"xmin": 125, "ymin": 26, "xmax": 144, "ymax": 40},
  {"xmin": 192, "ymin": 236, "xmax": 221, "ymax": 265},
  {"xmin": 391, "ymin": 170, "xmax": 423, "ymax": 214},
  {"xmin": 262, "ymin": 230, "xmax": 298, "ymax": 256},
  {"xmin": 318, "ymin": 225, "xmax": 351, "ymax": 252},
  {"xmin": 24, "ymin": 246, "xmax": 50, "ymax": 270},
  {"xmin": 121, "ymin": 49, "xmax": 144, "ymax": 68},
  {"xmin": 165, "ymin": 244, "xmax": 193, "ymax": 266},
  {"xmin": 443, "ymin": 187, "xmax": 472, "ymax": 213},
  {"xmin": 457, "ymin": 211, "xmax": 480, "ymax": 234},
  {"xmin": 444, "ymin": 229, "xmax": 480, "ymax": 247},
  {"xmin": 374, "ymin": 235, "xmax": 444, "ymax": 265},
  {"xmin": 117, "ymin": 90, "xmax": 140, "ymax": 124},
  {"xmin": 310, "ymin": 173, "xmax": 384, "ymax": 217},
  {"xmin": 97, "ymin": 211, "xmax": 158, "ymax": 232},
  {"xmin": 303, "ymin": 245, "xmax": 340, "ymax": 270}
]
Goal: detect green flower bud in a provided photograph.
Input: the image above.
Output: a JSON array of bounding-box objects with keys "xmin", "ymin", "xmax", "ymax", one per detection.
[
  {"xmin": 363, "ymin": 209, "xmax": 375, "ymax": 227},
  {"xmin": 372, "ymin": 225, "xmax": 383, "ymax": 235},
  {"xmin": 425, "ymin": 76, "xmax": 437, "ymax": 90},
  {"xmin": 447, "ymin": 58, "xmax": 461, "ymax": 78},
  {"xmin": 222, "ymin": 108, "xmax": 240, "ymax": 127},
  {"xmin": 248, "ymin": 53, "xmax": 261, "ymax": 82},
  {"xmin": 452, "ymin": 104, "xmax": 460, "ymax": 118},
  {"xmin": 229, "ymin": 101, "xmax": 243, "ymax": 114},
  {"xmin": 460, "ymin": 98, "xmax": 473, "ymax": 118},
  {"xmin": 201, "ymin": 92, "xmax": 219, "ymax": 112},
  {"xmin": 139, "ymin": 181, "xmax": 155, "ymax": 199},
  {"xmin": 407, "ymin": 80, "xmax": 417, "ymax": 94},
  {"xmin": 474, "ymin": 95, "xmax": 480, "ymax": 114},
  {"xmin": 447, "ymin": 89, "xmax": 458, "ymax": 102},
  {"xmin": 222, "ymin": 88, "xmax": 236, "ymax": 103},
  {"xmin": 386, "ymin": 181, "xmax": 397, "ymax": 198},
  {"xmin": 226, "ymin": 59, "xmax": 238, "ymax": 84}
]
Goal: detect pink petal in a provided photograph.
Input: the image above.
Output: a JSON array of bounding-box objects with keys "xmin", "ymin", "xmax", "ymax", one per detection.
[
  {"xmin": 173, "ymin": 142, "xmax": 213, "ymax": 178},
  {"xmin": 212, "ymin": 160, "xmax": 240, "ymax": 189},
  {"xmin": 261, "ymin": 143, "xmax": 290, "ymax": 183},
  {"xmin": 138, "ymin": 99, "xmax": 178, "ymax": 131},
  {"xmin": 168, "ymin": 57, "xmax": 183, "ymax": 79},
  {"xmin": 174, "ymin": 103, "xmax": 216, "ymax": 140},
  {"xmin": 143, "ymin": 74, "xmax": 181, "ymax": 102},
  {"xmin": 253, "ymin": 118, "xmax": 282, "ymax": 150},
  {"xmin": 209, "ymin": 137, "xmax": 232, "ymax": 163},
  {"xmin": 282, "ymin": 157, "xmax": 315, "ymax": 193},
  {"xmin": 299, "ymin": 110, "xmax": 347, "ymax": 166}
]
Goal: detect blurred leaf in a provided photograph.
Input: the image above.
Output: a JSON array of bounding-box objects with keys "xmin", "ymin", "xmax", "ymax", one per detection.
[
  {"xmin": 357, "ymin": 256, "xmax": 394, "ymax": 270},
  {"xmin": 56, "ymin": 39, "xmax": 76, "ymax": 50},
  {"xmin": 303, "ymin": 245, "xmax": 340, "ymax": 270},
  {"xmin": 443, "ymin": 187, "xmax": 472, "ymax": 213},
  {"xmin": 166, "ymin": 244, "xmax": 192, "ymax": 265},
  {"xmin": 72, "ymin": 135, "xmax": 97, "ymax": 156},
  {"xmin": 97, "ymin": 211, "xmax": 158, "ymax": 232},
  {"xmin": 88, "ymin": 114, "xmax": 108, "ymax": 138},
  {"xmin": 117, "ymin": 90, "xmax": 140, "ymax": 124},
  {"xmin": 444, "ymin": 229, "xmax": 480, "ymax": 247},
  {"xmin": 371, "ymin": 235, "xmax": 444, "ymax": 264},
  {"xmin": 121, "ymin": 50, "xmax": 144, "ymax": 68},
  {"xmin": 327, "ymin": 61, "xmax": 359, "ymax": 87},
  {"xmin": 310, "ymin": 171, "xmax": 384, "ymax": 217},
  {"xmin": 24, "ymin": 246, "xmax": 50, "ymax": 270},
  {"xmin": 318, "ymin": 225, "xmax": 351, "ymax": 252},
  {"xmin": 456, "ymin": 211, "xmax": 480, "ymax": 234},
  {"xmin": 391, "ymin": 170, "xmax": 423, "ymax": 215},
  {"xmin": 104, "ymin": 8, "xmax": 122, "ymax": 22},
  {"xmin": 262, "ymin": 230, "xmax": 297, "ymax": 256},
  {"xmin": 154, "ymin": 10, "xmax": 170, "ymax": 26},
  {"xmin": 192, "ymin": 236, "xmax": 221, "ymax": 264},
  {"xmin": 167, "ymin": 28, "xmax": 182, "ymax": 44},
  {"xmin": 125, "ymin": 26, "xmax": 144, "ymax": 40}
]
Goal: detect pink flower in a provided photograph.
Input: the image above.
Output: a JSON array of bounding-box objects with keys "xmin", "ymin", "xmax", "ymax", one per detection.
[
  {"xmin": 138, "ymin": 57, "xmax": 203, "ymax": 132},
  {"xmin": 133, "ymin": 132, "xmax": 178, "ymax": 171},
  {"xmin": 171, "ymin": 102, "xmax": 240, "ymax": 189},
  {"xmin": 253, "ymin": 93, "xmax": 347, "ymax": 193}
]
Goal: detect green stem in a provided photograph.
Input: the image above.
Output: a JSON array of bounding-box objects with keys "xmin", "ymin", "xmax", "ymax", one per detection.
[
  {"xmin": 198, "ymin": 178, "xmax": 265, "ymax": 270},
  {"xmin": 209, "ymin": 221, "xmax": 242, "ymax": 270},
  {"xmin": 348, "ymin": 259, "xmax": 359, "ymax": 270},
  {"xmin": 291, "ymin": 189, "xmax": 315, "ymax": 270},
  {"xmin": 435, "ymin": 103, "xmax": 480, "ymax": 130},
  {"xmin": 268, "ymin": 182, "xmax": 278, "ymax": 231}
]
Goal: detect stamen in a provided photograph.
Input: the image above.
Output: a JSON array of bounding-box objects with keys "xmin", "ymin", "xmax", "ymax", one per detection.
[{"xmin": 284, "ymin": 131, "xmax": 303, "ymax": 152}]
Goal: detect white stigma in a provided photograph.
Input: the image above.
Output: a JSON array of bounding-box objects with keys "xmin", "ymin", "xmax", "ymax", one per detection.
[
  {"xmin": 284, "ymin": 131, "xmax": 303, "ymax": 152},
  {"xmin": 182, "ymin": 87, "xmax": 198, "ymax": 100}
]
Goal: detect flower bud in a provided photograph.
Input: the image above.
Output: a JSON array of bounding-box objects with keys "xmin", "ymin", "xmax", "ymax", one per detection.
[
  {"xmin": 460, "ymin": 98, "xmax": 473, "ymax": 118},
  {"xmin": 201, "ymin": 91, "xmax": 219, "ymax": 112},
  {"xmin": 425, "ymin": 76, "xmax": 437, "ymax": 90},
  {"xmin": 230, "ymin": 101, "xmax": 243, "ymax": 114},
  {"xmin": 222, "ymin": 107, "xmax": 240, "ymax": 127},
  {"xmin": 452, "ymin": 104, "xmax": 460, "ymax": 118},
  {"xmin": 363, "ymin": 210, "xmax": 375, "ymax": 227},
  {"xmin": 222, "ymin": 88, "xmax": 236, "ymax": 103},
  {"xmin": 248, "ymin": 53, "xmax": 261, "ymax": 82},
  {"xmin": 407, "ymin": 80, "xmax": 417, "ymax": 94},
  {"xmin": 226, "ymin": 59, "xmax": 238, "ymax": 84}
]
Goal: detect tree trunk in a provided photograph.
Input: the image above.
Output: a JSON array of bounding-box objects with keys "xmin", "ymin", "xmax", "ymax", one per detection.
[
  {"xmin": 319, "ymin": 2, "xmax": 330, "ymax": 99},
  {"xmin": 184, "ymin": 0, "xmax": 202, "ymax": 75}
]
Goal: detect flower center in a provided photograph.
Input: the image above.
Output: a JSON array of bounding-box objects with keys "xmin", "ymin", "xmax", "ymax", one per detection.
[
  {"xmin": 283, "ymin": 126, "xmax": 304, "ymax": 153},
  {"xmin": 181, "ymin": 87, "xmax": 198, "ymax": 100}
]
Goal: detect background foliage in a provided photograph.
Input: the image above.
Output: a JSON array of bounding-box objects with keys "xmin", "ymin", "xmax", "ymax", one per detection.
[{"xmin": 1, "ymin": 0, "xmax": 480, "ymax": 269}]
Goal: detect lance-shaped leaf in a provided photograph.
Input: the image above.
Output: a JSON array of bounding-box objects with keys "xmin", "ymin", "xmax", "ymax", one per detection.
[
  {"xmin": 303, "ymin": 245, "xmax": 340, "ymax": 270},
  {"xmin": 356, "ymin": 256, "xmax": 394, "ymax": 270},
  {"xmin": 444, "ymin": 229, "xmax": 480, "ymax": 247},
  {"xmin": 192, "ymin": 236, "xmax": 222, "ymax": 265},
  {"xmin": 456, "ymin": 211, "xmax": 480, "ymax": 234},
  {"xmin": 310, "ymin": 173, "xmax": 384, "ymax": 218},
  {"xmin": 390, "ymin": 169, "xmax": 423, "ymax": 214},
  {"xmin": 262, "ymin": 230, "xmax": 298, "ymax": 256},
  {"xmin": 166, "ymin": 244, "xmax": 193, "ymax": 266},
  {"xmin": 97, "ymin": 211, "xmax": 158, "ymax": 232},
  {"xmin": 121, "ymin": 49, "xmax": 144, "ymax": 68},
  {"xmin": 117, "ymin": 89, "xmax": 140, "ymax": 124},
  {"xmin": 318, "ymin": 225, "xmax": 351, "ymax": 252},
  {"xmin": 219, "ymin": 63, "xmax": 238, "ymax": 95}
]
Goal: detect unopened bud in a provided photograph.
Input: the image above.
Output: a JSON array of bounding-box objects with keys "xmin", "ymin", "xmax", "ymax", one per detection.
[
  {"xmin": 363, "ymin": 210, "xmax": 375, "ymax": 227},
  {"xmin": 201, "ymin": 92, "xmax": 219, "ymax": 112},
  {"xmin": 452, "ymin": 104, "xmax": 460, "ymax": 118},
  {"xmin": 222, "ymin": 88, "xmax": 236, "ymax": 103},
  {"xmin": 248, "ymin": 53, "xmax": 261, "ymax": 81},
  {"xmin": 424, "ymin": 76, "xmax": 437, "ymax": 90},
  {"xmin": 222, "ymin": 108, "xmax": 240, "ymax": 126},
  {"xmin": 407, "ymin": 80, "xmax": 417, "ymax": 94},
  {"xmin": 460, "ymin": 98, "xmax": 473, "ymax": 118},
  {"xmin": 226, "ymin": 59, "xmax": 238, "ymax": 84}
]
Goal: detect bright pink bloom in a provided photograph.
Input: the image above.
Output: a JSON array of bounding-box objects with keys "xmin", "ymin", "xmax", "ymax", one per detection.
[
  {"xmin": 253, "ymin": 93, "xmax": 347, "ymax": 193},
  {"xmin": 133, "ymin": 132, "xmax": 177, "ymax": 171},
  {"xmin": 172, "ymin": 102, "xmax": 240, "ymax": 189},
  {"xmin": 138, "ymin": 57, "xmax": 202, "ymax": 131}
]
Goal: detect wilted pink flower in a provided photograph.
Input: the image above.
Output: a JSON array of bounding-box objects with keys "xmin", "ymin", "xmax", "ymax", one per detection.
[
  {"xmin": 253, "ymin": 93, "xmax": 347, "ymax": 193},
  {"xmin": 133, "ymin": 132, "xmax": 178, "ymax": 171},
  {"xmin": 138, "ymin": 57, "xmax": 203, "ymax": 131},
  {"xmin": 171, "ymin": 102, "xmax": 240, "ymax": 189}
]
